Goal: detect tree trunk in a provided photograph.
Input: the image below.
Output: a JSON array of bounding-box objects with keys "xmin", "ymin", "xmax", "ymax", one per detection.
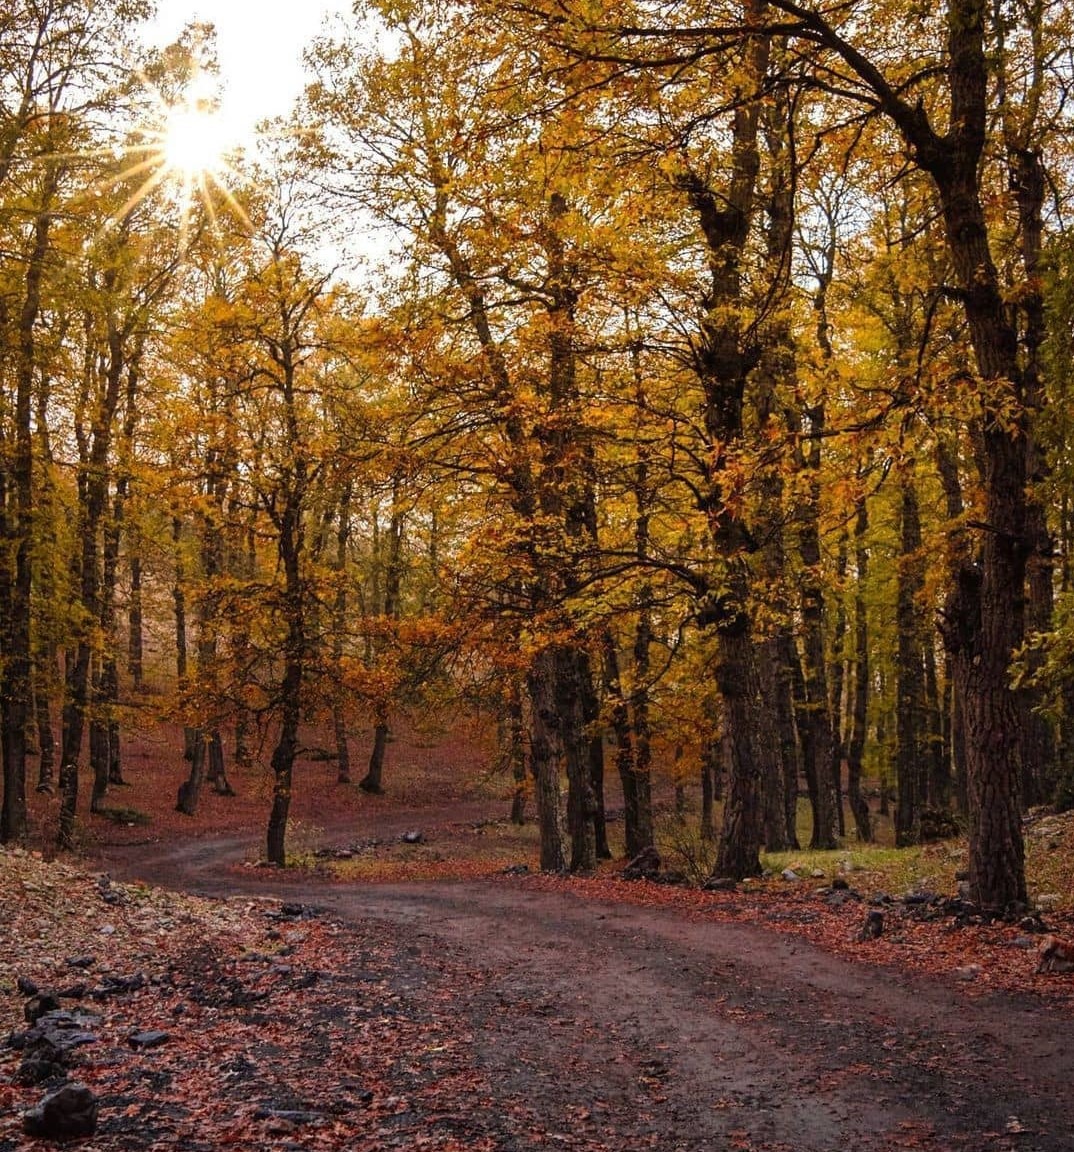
[
  {"xmin": 895, "ymin": 475, "xmax": 925, "ymax": 847},
  {"xmin": 528, "ymin": 647, "xmax": 565, "ymax": 872},
  {"xmin": 846, "ymin": 492, "xmax": 873, "ymax": 842},
  {"xmin": 128, "ymin": 553, "xmax": 143, "ymax": 692}
]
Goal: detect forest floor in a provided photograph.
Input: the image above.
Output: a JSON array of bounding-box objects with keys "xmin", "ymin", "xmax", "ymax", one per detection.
[{"xmin": 5, "ymin": 717, "xmax": 1074, "ymax": 1150}]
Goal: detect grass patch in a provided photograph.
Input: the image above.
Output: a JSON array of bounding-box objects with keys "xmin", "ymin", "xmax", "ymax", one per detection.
[{"xmin": 93, "ymin": 806, "xmax": 152, "ymax": 827}]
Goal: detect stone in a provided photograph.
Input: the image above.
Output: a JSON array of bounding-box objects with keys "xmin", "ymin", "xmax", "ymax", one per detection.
[
  {"xmin": 955, "ymin": 964, "xmax": 982, "ymax": 982},
  {"xmin": 17, "ymin": 976, "xmax": 40, "ymax": 997},
  {"xmin": 702, "ymin": 877, "xmax": 738, "ymax": 892},
  {"xmin": 780, "ymin": 868, "xmax": 799, "ymax": 882},
  {"xmin": 858, "ymin": 910, "xmax": 884, "ymax": 940},
  {"xmin": 24, "ymin": 994, "xmax": 62, "ymax": 1024},
  {"xmin": 401, "ymin": 830, "xmax": 424, "ymax": 845},
  {"xmin": 622, "ymin": 846, "xmax": 662, "ymax": 881},
  {"xmin": 22, "ymin": 1082, "xmax": 98, "ymax": 1142},
  {"xmin": 810, "ymin": 869, "xmax": 826, "ymax": 879},
  {"xmin": 128, "ymin": 1030, "xmax": 172, "ymax": 1050}
]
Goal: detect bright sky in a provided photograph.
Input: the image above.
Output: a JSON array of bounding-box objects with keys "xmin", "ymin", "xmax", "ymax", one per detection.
[{"xmin": 142, "ymin": 0, "xmax": 353, "ymax": 137}]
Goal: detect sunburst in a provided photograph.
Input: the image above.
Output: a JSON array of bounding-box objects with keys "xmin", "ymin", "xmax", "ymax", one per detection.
[{"xmin": 99, "ymin": 69, "xmax": 253, "ymax": 248}]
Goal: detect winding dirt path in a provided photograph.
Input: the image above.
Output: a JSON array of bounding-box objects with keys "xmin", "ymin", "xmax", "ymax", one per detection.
[{"xmin": 98, "ymin": 832, "xmax": 1074, "ymax": 1151}]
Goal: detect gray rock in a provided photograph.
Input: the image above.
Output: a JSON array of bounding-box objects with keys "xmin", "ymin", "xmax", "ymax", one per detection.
[
  {"xmin": 128, "ymin": 1030, "xmax": 171, "ymax": 1050},
  {"xmin": 781, "ymin": 868, "xmax": 799, "ymax": 881}
]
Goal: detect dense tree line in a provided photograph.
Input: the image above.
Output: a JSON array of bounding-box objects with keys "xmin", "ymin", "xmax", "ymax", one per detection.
[{"xmin": 1, "ymin": 0, "xmax": 1072, "ymax": 912}]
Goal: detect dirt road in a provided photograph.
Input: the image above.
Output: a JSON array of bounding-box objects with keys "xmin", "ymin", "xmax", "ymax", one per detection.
[{"xmin": 100, "ymin": 833, "xmax": 1073, "ymax": 1152}]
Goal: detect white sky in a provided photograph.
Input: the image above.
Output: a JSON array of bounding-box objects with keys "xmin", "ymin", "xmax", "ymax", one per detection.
[{"xmin": 142, "ymin": 0, "xmax": 353, "ymax": 136}]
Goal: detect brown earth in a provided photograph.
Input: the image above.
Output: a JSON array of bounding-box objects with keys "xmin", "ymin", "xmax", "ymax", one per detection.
[
  {"xmin": 8, "ymin": 723, "xmax": 1074, "ymax": 1147},
  {"xmin": 60, "ymin": 721, "xmax": 1074, "ymax": 1152}
]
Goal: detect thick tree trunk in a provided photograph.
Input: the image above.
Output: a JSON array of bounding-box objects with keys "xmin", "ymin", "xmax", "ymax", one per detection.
[
  {"xmin": 362, "ymin": 712, "xmax": 389, "ymax": 795},
  {"xmin": 528, "ymin": 648, "xmax": 565, "ymax": 872}
]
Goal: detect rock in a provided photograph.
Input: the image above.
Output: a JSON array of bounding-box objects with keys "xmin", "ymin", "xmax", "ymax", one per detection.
[
  {"xmin": 654, "ymin": 870, "xmax": 688, "ymax": 886},
  {"xmin": 57, "ymin": 983, "xmax": 88, "ymax": 1001},
  {"xmin": 955, "ymin": 964, "xmax": 982, "ymax": 982},
  {"xmin": 14, "ymin": 1056, "xmax": 66, "ymax": 1086},
  {"xmin": 501, "ymin": 863, "xmax": 530, "ymax": 876},
  {"xmin": 1012, "ymin": 936, "xmax": 1039, "ymax": 950},
  {"xmin": 22, "ymin": 1082, "xmax": 98, "ymax": 1142},
  {"xmin": 1035, "ymin": 893, "xmax": 1062, "ymax": 913},
  {"xmin": 17, "ymin": 976, "xmax": 41, "ymax": 997},
  {"xmin": 831, "ymin": 876, "xmax": 850, "ymax": 891},
  {"xmin": 128, "ymin": 1030, "xmax": 171, "ymax": 1050},
  {"xmin": 857, "ymin": 910, "xmax": 884, "ymax": 940},
  {"xmin": 702, "ymin": 877, "xmax": 738, "ymax": 892},
  {"xmin": 24, "ymin": 994, "xmax": 62, "ymax": 1024},
  {"xmin": 810, "ymin": 869, "xmax": 825, "ymax": 879},
  {"xmin": 65, "ymin": 956, "xmax": 96, "ymax": 970},
  {"xmin": 400, "ymin": 830, "xmax": 424, "ymax": 845},
  {"xmin": 622, "ymin": 846, "xmax": 662, "ymax": 881},
  {"xmin": 91, "ymin": 972, "xmax": 145, "ymax": 999},
  {"xmin": 780, "ymin": 868, "xmax": 799, "ymax": 882}
]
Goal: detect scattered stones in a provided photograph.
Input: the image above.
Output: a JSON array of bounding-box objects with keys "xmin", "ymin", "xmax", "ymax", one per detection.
[{"xmin": 22, "ymin": 1082, "xmax": 98, "ymax": 1142}]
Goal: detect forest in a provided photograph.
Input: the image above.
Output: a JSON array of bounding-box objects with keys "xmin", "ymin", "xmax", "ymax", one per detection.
[{"xmin": 1, "ymin": 0, "xmax": 1073, "ymax": 921}]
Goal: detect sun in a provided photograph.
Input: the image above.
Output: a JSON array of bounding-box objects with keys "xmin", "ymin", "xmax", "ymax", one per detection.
[{"xmin": 161, "ymin": 100, "xmax": 229, "ymax": 180}]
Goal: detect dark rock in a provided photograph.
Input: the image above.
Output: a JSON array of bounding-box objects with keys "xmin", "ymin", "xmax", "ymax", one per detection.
[
  {"xmin": 400, "ymin": 830, "xmax": 424, "ymax": 845},
  {"xmin": 858, "ymin": 910, "xmax": 884, "ymax": 940},
  {"xmin": 14, "ymin": 1056, "xmax": 66, "ymax": 1086},
  {"xmin": 27, "ymin": 1011, "xmax": 101, "ymax": 1054},
  {"xmin": 91, "ymin": 972, "xmax": 145, "ymax": 1000},
  {"xmin": 22, "ymin": 1082, "xmax": 98, "ymax": 1142},
  {"xmin": 653, "ymin": 870, "xmax": 688, "ymax": 886},
  {"xmin": 24, "ymin": 994, "xmax": 62, "ymax": 1023},
  {"xmin": 1019, "ymin": 914, "xmax": 1050, "ymax": 934},
  {"xmin": 831, "ymin": 876, "xmax": 850, "ymax": 891},
  {"xmin": 291, "ymin": 971, "xmax": 319, "ymax": 990},
  {"xmin": 919, "ymin": 807, "xmax": 961, "ymax": 842},
  {"xmin": 17, "ymin": 976, "xmax": 40, "ymax": 997},
  {"xmin": 902, "ymin": 891, "xmax": 939, "ymax": 906},
  {"xmin": 65, "ymin": 956, "xmax": 96, "ymax": 970},
  {"xmin": 58, "ymin": 984, "xmax": 88, "ymax": 1001},
  {"xmin": 128, "ymin": 1030, "xmax": 171, "ymax": 1050},
  {"xmin": 270, "ymin": 903, "xmax": 321, "ymax": 921},
  {"xmin": 870, "ymin": 893, "xmax": 894, "ymax": 906},
  {"xmin": 702, "ymin": 877, "xmax": 738, "ymax": 892},
  {"xmin": 622, "ymin": 846, "xmax": 661, "ymax": 881},
  {"xmin": 501, "ymin": 863, "xmax": 530, "ymax": 876}
]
